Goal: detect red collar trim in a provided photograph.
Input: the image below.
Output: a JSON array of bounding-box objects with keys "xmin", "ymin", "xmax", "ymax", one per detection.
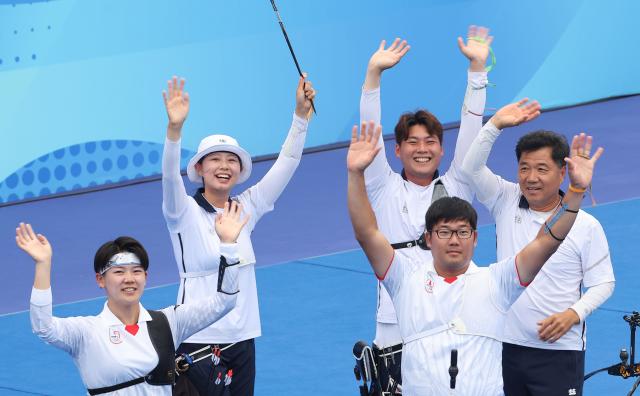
[
  {"xmin": 443, "ymin": 276, "xmax": 458, "ymax": 284},
  {"xmin": 125, "ymin": 324, "xmax": 139, "ymax": 336}
]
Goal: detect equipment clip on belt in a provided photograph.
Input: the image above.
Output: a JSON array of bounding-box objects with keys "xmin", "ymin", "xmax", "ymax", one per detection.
[{"xmin": 175, "ymin": 343, "xmax": 235, "ymax": 374}]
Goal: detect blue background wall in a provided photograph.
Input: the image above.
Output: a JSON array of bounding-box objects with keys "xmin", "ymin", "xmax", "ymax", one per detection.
[{"xmin": 1, "ymin": 0, "xmax": 638, "ymax": 204}]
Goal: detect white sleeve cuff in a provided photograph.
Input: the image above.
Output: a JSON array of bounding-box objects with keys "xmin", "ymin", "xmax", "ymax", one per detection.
[
  {"xmin": 482, "ymin": 121, "xmax": 502, "ymax": 142},
  {"xmin": 462, "ymin": 71, "xmax": 488, "ymax": 116},
  {"xmin": 468, "ymin": 71, "xmax": 489, "ymax": 89},
  {"xmin": 281, "ymin": 114, "xmax": 309, "ymax": 159},
  {"xmin": 570, "ymin": 281, "xmax": 615, "ymax": 322},
  {"xmin": 219, "ymin": 242, "xmax": 240, "ymax": 264},
  {"xmin": 165, "ymin": 137, "xmax": 182, "ymax": 146},
  {"xmin": 31, "ymin": 287, "xmax": 53, "ymax": 306},
  {"xmin": 218, "ymin": 243, "xmax": 240, "ymax": 295},
  {"xmin": 362, "ymin": 87, "xmax": 381, "ymax": 95},
  {"xmin": 292, "ymin": 113, "xmax": 309, "ymax": 130},
  {"xmin": 162, "ymin": 137, "xmax": 183, "ymax": 175}
]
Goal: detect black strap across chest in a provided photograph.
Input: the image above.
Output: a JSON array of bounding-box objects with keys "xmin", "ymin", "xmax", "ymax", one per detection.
[
  {"xmin": 391, "ymin": 235, "xmax": 430, "ymax": 250},
  {"xmin": 87, "ymin": 310, "xmax": 176, "ymax": 395},
  {"xmin": 391, "ymin": 179, "xmax": 448, "ymax": 251}
]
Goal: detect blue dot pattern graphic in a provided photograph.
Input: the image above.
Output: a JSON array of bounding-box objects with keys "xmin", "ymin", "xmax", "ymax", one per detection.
[{"xmin": 0, "ymin": 140, "xmax": 194, "ymax": 204}]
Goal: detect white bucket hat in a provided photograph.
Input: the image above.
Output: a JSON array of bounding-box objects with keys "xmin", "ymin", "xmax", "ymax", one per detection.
[{"xmin": 187, "ymin": 134, "xmax": 252, "ymax": 184}]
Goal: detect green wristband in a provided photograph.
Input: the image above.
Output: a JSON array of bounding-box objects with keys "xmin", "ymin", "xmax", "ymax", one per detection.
[{"xmin": 469, "ymin": 36, "xmax": 496, "ymax": 73}]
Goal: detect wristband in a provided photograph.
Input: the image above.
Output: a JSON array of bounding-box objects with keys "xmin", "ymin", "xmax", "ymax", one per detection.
[
  {"xmin": 544, "ymin": 222, "xmax": 565, "ymax": 242},
  {"xmin": 569, "ymin": 184, "xmax": 586, "ymax": 193},
  {"xmin": 469, "ymin": 36, "xmax": 496, "ymax": 72},
  {"xmin": 559, "ymin": 202, "xmax": 579, "ymax": 214}
]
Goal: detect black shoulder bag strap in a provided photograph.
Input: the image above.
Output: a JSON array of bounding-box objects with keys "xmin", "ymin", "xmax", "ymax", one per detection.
[
  {"xmin": 390, "ymin": 179, "xmax": 449, "ymax": 251},
  {"xmin": 145, "ymin": 310, "xmax": 176, "ymax": 385}
]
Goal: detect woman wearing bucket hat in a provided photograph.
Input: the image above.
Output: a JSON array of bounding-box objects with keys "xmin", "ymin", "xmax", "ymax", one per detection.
[
  {"xmin": 161, "ymin": 75, "xmax": 315, "ymax": 395},
  {"xmin": 17, "ymin": 202, "xmax": 245, "ymax": 395}
]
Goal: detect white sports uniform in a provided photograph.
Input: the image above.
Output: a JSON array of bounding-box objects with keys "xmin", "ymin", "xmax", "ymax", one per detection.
[
  {"xmin": 360, "ymin": 71, "xmax": 487, "ymax": 347},
  {"xmin": 161, "ymin": 114, "xmax": 308, "ymax": 344},
  {"xmin": 461, "ymin": 122, "xmax": 615, "ymax": 351},
  {"xmin": 29, "ymin": 244, "xmax": 239, "ymax": 396},
  {"xmin": 380, "ymin": 253, "xmax": 526, "ymax": 396}
]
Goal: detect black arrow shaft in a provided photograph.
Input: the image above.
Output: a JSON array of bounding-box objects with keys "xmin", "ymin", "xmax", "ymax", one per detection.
[{"xmin": 269, "ymin": 0, "xmax": 316, "ymax": 114}]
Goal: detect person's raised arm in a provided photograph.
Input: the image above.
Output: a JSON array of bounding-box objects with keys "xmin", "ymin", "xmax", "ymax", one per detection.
[
  {"xmin": 363, "ymin": 38, "xmax": 410, "ymax": 92},
  {"xmin": 516, "ymin": 134, "xmax": 604, "ymax": 284},
  {"xmin": 361, "ymin": 39, "xmax": 409, "ymax": 181},
  {"xmin": 164, "ymin": 76, "xmax": 190, "ymax": 142},
  {"xmin": 161, "ymin": 76, "xmax": 191, "ymax": 222},
  {"xmin": 451, "ymin": 25, "xmax": 492, "ymax": 171},
  {"xmin": 249, "ymin": 75, "xmax": 316, "ymax": 209},
  {"xmin": 18, "ymin": 223, "xmax": 83, "ymax": 354},
  {"xmin": 461, "ymin": 99, "xmax": 541, "ymax": 203},
  {"xmin": 458, "ymin": 25, "xmax": 493, "ymax": 74},
  {"xmin": 347, "ymin": 122, "xmax": 394, "ymax": 278},
  {"xmin": 16, "ymin": 223, "xmax": 52, "ymax": 290}
]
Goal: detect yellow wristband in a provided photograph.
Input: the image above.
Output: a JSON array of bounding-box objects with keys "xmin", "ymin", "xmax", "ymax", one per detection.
[{"xmin": 569, "ymin": 184, "xmax": 586, "ymax": 193}]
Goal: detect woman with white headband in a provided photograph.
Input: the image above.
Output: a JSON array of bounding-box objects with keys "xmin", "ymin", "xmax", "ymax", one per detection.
[
  {"xmin": 161, "ymin": 75, "xmax": 315, "ymax": 395},
  {"xmin": 16, "ymin": 203, "xmax": 246, "ymax": 395}
]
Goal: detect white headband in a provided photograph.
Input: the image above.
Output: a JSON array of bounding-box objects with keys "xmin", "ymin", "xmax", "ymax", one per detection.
[{"xmin": 100, "ymin": 252, "xmax": 142, "ymax": 275}]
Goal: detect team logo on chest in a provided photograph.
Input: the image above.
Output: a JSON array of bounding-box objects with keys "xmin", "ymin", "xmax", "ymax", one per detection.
[
  {"xmin": 109, "ymin": 327, "xmax": 123, "ymax": 344},
  {"xmin": 425, "ymin": 274, "xmax": 435, "ymax": 294}
]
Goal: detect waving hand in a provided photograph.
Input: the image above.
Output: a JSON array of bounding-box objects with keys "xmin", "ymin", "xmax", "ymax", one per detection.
[
  {"xmin": 347, "ymin": 121, "xmax": 383, "ymax": 173},
  {"xmin": 566, "ymin": 133, "xmax": 604, "ymax": 190}
]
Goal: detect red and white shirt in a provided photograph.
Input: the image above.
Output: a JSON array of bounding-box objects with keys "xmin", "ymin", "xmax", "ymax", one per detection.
[
  {"xmin": 381, "ymin": 254, "xmax": 525, "ymax": 396},
  {"xmin": 29, "ymin": 244, "xmax": 239, "ymax": 395},
  {"xmin": 360, "ymin": 71, "xmax": 488, "ymax": 347},
  {"xmin": 461, "ymin": 122, "xmax": 615, "ymax": 350}
]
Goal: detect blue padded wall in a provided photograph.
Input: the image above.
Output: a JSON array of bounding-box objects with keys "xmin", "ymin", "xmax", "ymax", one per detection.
[{"xmin": 1, "ymin": 0, "xmax": 638, "ymax": 204}]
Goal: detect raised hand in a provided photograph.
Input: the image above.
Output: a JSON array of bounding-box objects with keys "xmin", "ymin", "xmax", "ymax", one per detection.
[
  {"xmin": 215, "ymin": 201, "xmax": 250, "ymax": 244},
  {"xmin": 295, "ymin": 74, "xmax": 316, "ymax": 120},
  {"xmin": 490, "ymin": 98, "xmax": 541, "ymax": 130},
  {"xmin": 565, "ymin": 133, "xmax": 604, "ymax": 190},
  {"xmin": 347, "ymin": 121, "xmax": 382, "ymax": 173},
  {"xmin": 16, "ymin": 223, "xmax": 52, "ymax": 264},
  {"xmin": 368, "ymin": 38, "xmax": 410, "ymax": 74},
  {"xmin": 163, "ymin": 76, "xmax": 190, "ymax": 128},
  {"xmin": 457, "ymin": 25, "xmax": 493, "ymax": 72}
]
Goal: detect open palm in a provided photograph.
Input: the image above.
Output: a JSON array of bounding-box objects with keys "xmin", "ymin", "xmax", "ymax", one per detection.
[
  {"xmin": 492, "ymin": 99, "xmax": 541, "ymax": 129},
  {"xmin": 15, "ymin": 223, "xmax": 52, "ymax": 263},
  {"xmin": 347, "ymin": 122, "xmax": 382, "ymax": 172},
  {"xmin": 457, "ymin": 25, "xmax": 493, "ymax": 65},
  {"xmin": 163, "ymin": 76, "xmax": 190, "ymax": 126},
  {"xmin": 368, "ymin": 38, "xmax": 410, "ymax": 72},
  {"xmin": 215, "ymin": 201, "xmax": 250, "ymax": 244},
  {"xmin": 566, "ymin": 133, "xmax": 603, "ymax": 189}
]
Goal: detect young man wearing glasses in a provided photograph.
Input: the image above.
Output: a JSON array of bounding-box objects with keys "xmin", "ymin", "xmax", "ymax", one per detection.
[
  {"xmin": 359, "ymin": 25, "xmax": 492, "ymax": 392},
  {"xmin": 346, "ymin": 118, "xmax": 604, "ymax": 395}
]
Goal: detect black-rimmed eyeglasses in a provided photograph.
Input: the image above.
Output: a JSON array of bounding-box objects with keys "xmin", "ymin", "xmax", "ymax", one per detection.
[{"xmin": 431, "ymin": 229, "xmax": 474, "ymax": 240}]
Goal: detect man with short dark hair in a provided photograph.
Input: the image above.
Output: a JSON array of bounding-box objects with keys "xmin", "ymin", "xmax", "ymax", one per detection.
[
  {"xmin": 359, "ymin": 25, "xmax": 493, "ymax": 391},
  {"xmin": 461, "ymin": 103, "xmax": 615, "ymax": 396},
  {"xmin": 347, "ymin": 120, "xmax": 603, "ymax": 395}
]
